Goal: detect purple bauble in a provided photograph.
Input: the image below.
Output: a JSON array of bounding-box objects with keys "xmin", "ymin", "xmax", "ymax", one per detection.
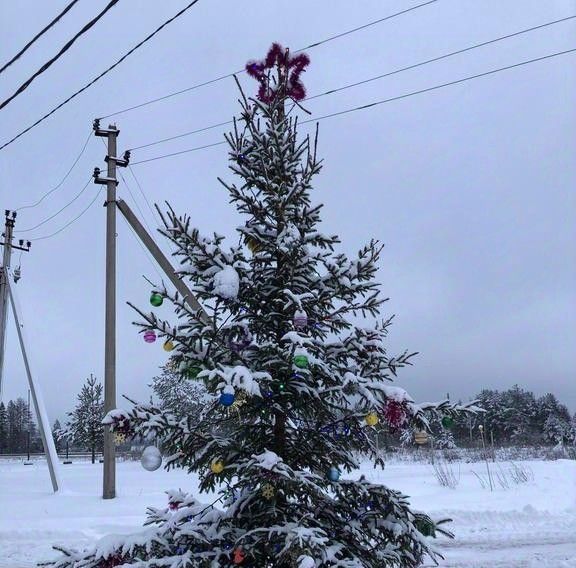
[
  {"xmin": 143, "ymin": 330, "xmax": 156, "ymax": 343},
  {"xmin": 293, "ymin": 310, "xmax": 308, "ymax": 329}
]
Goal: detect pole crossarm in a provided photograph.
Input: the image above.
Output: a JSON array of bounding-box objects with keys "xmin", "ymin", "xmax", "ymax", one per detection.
[{"xmin": 115, "ymin": 199, "xmax": 211, "ymax": 326}]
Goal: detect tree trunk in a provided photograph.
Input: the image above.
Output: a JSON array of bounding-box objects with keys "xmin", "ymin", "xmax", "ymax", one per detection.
[{"xmin": 91, "ymin": 444, "xmax": 95, "ymax": 464}]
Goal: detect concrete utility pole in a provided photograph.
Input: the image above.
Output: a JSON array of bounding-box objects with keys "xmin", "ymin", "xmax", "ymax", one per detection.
[
  {"xmin": 93, "ymin": 120, "xmax": 129, "ymax": 499},
  {"xmin": 0, "ymin": 210, "xmax": 31, "ymax": 399},
  {"xmin": 7, "ymin": 277, "xmax": 61, "ymax": 491}
]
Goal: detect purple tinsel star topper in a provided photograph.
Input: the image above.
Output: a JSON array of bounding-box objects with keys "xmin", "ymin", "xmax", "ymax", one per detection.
[{"xmin": 246, "ymin": 43, "xmax": 310, "ymax": 104}]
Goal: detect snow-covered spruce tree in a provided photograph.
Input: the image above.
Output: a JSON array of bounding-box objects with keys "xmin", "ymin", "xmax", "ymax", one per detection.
[
  {"xmin": 151, "ymin": 362, "xmax": 209, "ymax": 421},
  {"xmin": 45, "ymin": 44, "xmax": 479, "ymax": 568},
  {"xmin": 66, "ymin": 374, "xmax": 104, "ymax": 464}
]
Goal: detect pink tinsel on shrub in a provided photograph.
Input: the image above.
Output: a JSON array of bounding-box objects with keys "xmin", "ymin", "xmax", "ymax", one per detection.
[{"xmin": 246, "ymin": 43, "xmax": 310, "ymax": 103}]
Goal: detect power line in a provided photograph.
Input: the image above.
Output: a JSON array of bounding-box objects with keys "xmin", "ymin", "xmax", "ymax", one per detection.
[
  {"xmin": 128, "ymin": 165, "xmax": 162, "ymax": 227},
  {"xmin": 128, "ymin": 15, "xmax": 576, "ymax": 153},
  {"xmin": 304, "ymin": 47, "xmax": 576, "ymax": 124},
  {"xmin": 118, "ymin": 169, "xmax": 156, "ymax": 238},
  {"xmin": 15, "ymin": 177, "xmax": 93, "ymax": 233},
  {"xmin": 0, "ymin": 0, "xmax": 203, "ymax": 152},
  {"xmin": 15, "ymin": 130, "xmax": 92, "ymax": 211},
  {"xmin": 98, "ymin": 0, "xmax": 439, "ymax": 120},
  {"xmin": 0, "ymin": 0, "xmax": 121, "ymax": 112},
  {"xmin": 129, "ymin": 120, "xmax": 233, "ymax": 151},
  {"xmin": 131, "ymin": 141, "xmax": 226, "ymax": 165},
  {"xmin": 0, "ymin": 0, "xmax": 81, "ymax": 75},
  {"xmin": 305, "ymin": 14, "xmax": 576, "ymax": 101},
  {"xmin": 29, "ymin": 186, "xmax": 102, "ymax": 242},
  {"xmin": 130, "ymin": 47, "xmax": 576, "ymax": 166}
]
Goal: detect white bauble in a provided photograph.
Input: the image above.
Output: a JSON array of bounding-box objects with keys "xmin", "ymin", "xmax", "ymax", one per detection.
[{"xmin": 141, "ymin": 445, "xmax": 162, "ymax": 471}]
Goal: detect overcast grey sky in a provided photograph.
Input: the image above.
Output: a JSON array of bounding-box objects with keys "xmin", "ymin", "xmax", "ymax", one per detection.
[{"xmin": 0, "ymin": 0, "xmax": 574, "ymax": 425}]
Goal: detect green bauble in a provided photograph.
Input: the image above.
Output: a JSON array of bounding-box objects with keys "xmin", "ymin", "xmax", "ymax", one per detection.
[
  {"xmin": 150, "ymin": 292, "xmax": 163, "ymax": 307},
  {"xmin": 441, "ymin": 416, "xmax": 454, "ymax": 429},
  {"xmin": 185, "ymin": 366, "xmax": 202, "ymax": 379},
  {"xmin": 293, "ymin": 355, "xmax": 309, "ymax": 369}
]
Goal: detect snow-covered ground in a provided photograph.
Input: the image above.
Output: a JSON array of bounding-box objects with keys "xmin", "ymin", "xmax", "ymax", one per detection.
[{"xmin": 0, "ymin": 457, "xmax": 575, "ymax": 567}]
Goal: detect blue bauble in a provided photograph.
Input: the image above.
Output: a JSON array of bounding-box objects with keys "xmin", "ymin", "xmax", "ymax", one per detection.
[
  {"xmin": 220, "ymin": 392, "xmax": 235, "ymax": 406},
  {"xmin": 327, "ymin": 466, "xmax": 340, "ymax": 482}
]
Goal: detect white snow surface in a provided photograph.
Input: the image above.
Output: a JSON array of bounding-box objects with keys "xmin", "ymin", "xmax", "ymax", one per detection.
[
  {"xmin": 0, "ymin": 458, "xmax": 575, "ymax": 567},
  {"xmin": 212, "ymin": 265, "xmax": 240, "ymax": 299}
]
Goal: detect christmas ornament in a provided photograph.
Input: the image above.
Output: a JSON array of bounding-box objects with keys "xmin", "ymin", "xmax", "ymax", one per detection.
[
  {"xmin": 163, "ymin": 340, "xmax": 175, "ymax": 352},
  {"xmin": 114, "ymin": 432, "xmax": 126, "ymax": 445},
  {"xmin": 414, "ymin": 430, "xmax": 429, "ymax": 445},
  {"xmin": 327, "ymin": 466, "xmax": 340, "ymax": 482},
  {"xmin": 293, "ymin": 309, "xmax": 308, "ymax": 329},
  {"xmin": 261, "ymin": 483, "xmax": 275, "ymax": 499},
  {"xmin": 220, "ymin": 392, "xmax": 235, "ymax": 407},
  {"xmin": 246, "ymin": 43, "xmax": 310, "ymax": 103},
  {"xmin": 143, "ymin": 330, "xmax": 156, "ymax": 343},
  {"xmin": 246, "ymin": 237, "xmax": 262, "ymax": 253},
  {"xmin": 383, "ymin": 400, "xmax": 407, "ymax": 430},
  {"xmin": 169, "ymin": 501, "xmax": 181, "ymax": 511},
  {"xmin": 231, "ymin": 390, "xmax": 248, "ymax": 409},
  {"xmin": 184, "ymin": 366, "xmax": 202, "ymax": 379},
  {"xmin": 233, "ymin": 547, "xmax": 246, "ymax": 564},
  {"xmin": 365, "ymin": 412, "xmax": 379, "ymax": 427},
  {"xmin": 210, "ymin": 460, "xmax": 224, "ymax": 474},
  {"xmin": 150, "ymin": 292, "xmax": 163, "ymax": 307},
  {"xmin": 141, "ymin": 446, "xmax": 162, "ymax": 471},
  {"xmin": 441, "ymin": 415, "xmax": 454, "ymax": 429},
  {"xmin": 293, "ymin": 354, "xmax": 309, "ymax": 369}
]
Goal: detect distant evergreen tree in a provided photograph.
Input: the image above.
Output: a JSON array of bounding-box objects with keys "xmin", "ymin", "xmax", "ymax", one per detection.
[
  {"xmin": 51, "ymin": 419, "xmax": 65, "ymax": 452},
  {"xmin": 0, "ymin": 402, "xmax": 7, "ymax": 453},
  {"xmin": 66, "ymin": 375, "xmax": 104, "ymax": 463},
  {"xmin": 150, "ymin": 362, "xmax": 209, "ymax": 422},
  {"xmin": 7, "ymin": 398, "xmax": 28, "ymax": 453},
  {"xmin": 499, "ymin": 385, "xmax": 538, "ymax": 445}
]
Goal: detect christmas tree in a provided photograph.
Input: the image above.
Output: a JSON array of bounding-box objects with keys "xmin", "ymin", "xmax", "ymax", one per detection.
[{"xmin": 46, "ymin": 44, "xmax": 479, "ymax": 568}]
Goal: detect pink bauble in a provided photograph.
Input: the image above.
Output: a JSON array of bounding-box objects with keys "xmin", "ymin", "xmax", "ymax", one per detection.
[{"xmin": 143, "ymin": 330, "xmax": 156, "ymax": 343}]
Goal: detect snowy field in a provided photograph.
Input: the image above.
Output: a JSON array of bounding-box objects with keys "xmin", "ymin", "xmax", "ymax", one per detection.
[{"xmin": 1, "ymin": 457, "xmax": 575, "ymax": 567}]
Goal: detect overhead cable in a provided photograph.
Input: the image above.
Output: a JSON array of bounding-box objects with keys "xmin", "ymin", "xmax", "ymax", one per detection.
[
  {"xmin": 98, "ymin": 0, "xmax": 439, "ymax": 120},
  {"xmin": 129, "ymin": 15, "xmax": 576, "ymax": 153},
  {"xmin": 15, "ymin": 177, "xmax": 93, "ymax": 233},
  {"xmin": 0, "ymin": 0, "xmax": 202, "ymax": 152},
  {"xmin": 0, "ymin": 0, "xmax": 81, "ymax": 75},
  {"xmin": 29, "ymin": 186, "xmax": 102, "ymax": 241},
  {"xmin": 0, "ymin": 0, "xmax": 121, "ymax": 112},
  {"xmin": 15, "ymin": 130, "xmax": 92, "ymax": 211},
  {"xmin": 130, "ymin": 47, "xmax": 576, "ymax": 165}
]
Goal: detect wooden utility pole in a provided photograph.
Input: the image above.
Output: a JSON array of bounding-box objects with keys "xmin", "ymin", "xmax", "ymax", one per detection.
[
  {"xmin": 93, "ymin": 120, "xmax": 128, "ymax": 499},
  {"xmin": 0, "ymin": 210, "xmax": 30, "ymax": 399}
]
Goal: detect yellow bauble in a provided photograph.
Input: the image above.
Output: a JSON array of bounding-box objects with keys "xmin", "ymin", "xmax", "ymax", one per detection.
[
  {"xmin": 246, "ymin": 237, "xmax": 262, "ymax": 253},
  {"xmin": 414, "ymin": 430, "xmax": 429, "ymax": 445},
  {"xmin": 210, "ymin": 460, "xmax": 224, "ymax": 474},
  {"xmin": 163, "ymin": 340, "xmax": 175, "ymax": 352},
  {"xmin": 365, "ymin": 412, "xmax": 379, "ymax": 427}
]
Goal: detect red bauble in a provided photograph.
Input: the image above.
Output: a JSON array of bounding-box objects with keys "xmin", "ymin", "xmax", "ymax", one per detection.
[
  {"xmin": 383, "ymin": 400, "xmax": 407, "ymax": 430},
  {"xmin": 169, "ymin": 501, "xmax": 181, "ymax": 511},
  {"xmin": 233, "ymin": 547, "xmax": 246, "ymax": 564}
]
